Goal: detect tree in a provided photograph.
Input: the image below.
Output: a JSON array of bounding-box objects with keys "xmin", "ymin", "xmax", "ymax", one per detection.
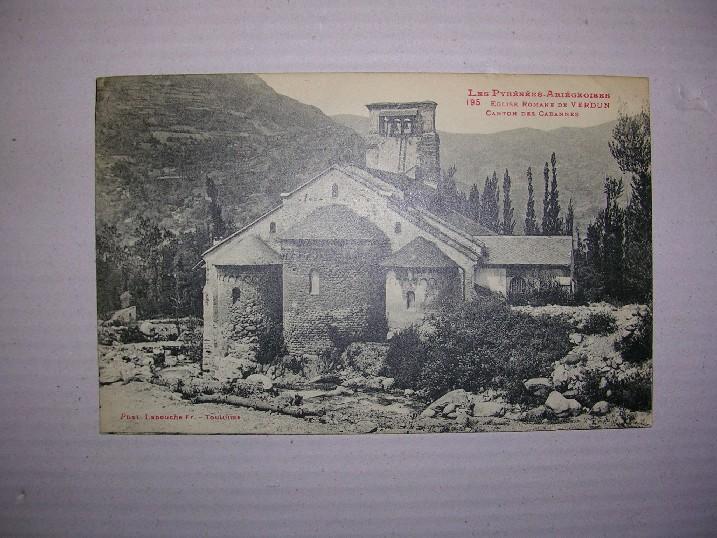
[
  {"xmin": 480, "ymin": 171, "xmax": 500, "ymax": 233},
  {"xmin": 600, "ymin": 176, "xmax": 625, "ymax": 299},
  {"xmin": 611, "ymin": 110, "xmax": 652, "ymax": 302},
  {"xmin": 206, "ymin": 177, "xmax": 226, "ymax": 242},
  {"xmin": 540, "ymin": 153, "xmax": 564, "ymax": 235},
  {"xmin": 501, "ymin": 169, "xmax": 515, "ymax": 235},
  {"xmin": 467, "ymin": 183, "xmax": 481, "ymax": 222},
  {"xmin": 565, "ymin": 198, "xmax": 574, "ymax": 237},
  {"xmin": 542, "ymin": 162, "xmax": 550, "ymax": 233},
  {"xmin": 524, "ymin": 166, "xmax": 539, "ymax": 235}
]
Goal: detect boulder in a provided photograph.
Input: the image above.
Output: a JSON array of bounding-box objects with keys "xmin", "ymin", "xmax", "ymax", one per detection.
[
  {"xmin": 428, "ymin": 389, "xmax": 470, "ymax": 411},
  {"xmin": 520, "ymin": 405, "xmax": 547, "ymax": 422},
  {"xmin": 455, "ymin": 409, "xmax": 470, "ymax": 427},
  {"xmin": 552, "ymin": 364, "xmax": 571, "ymax": 388},
  {"xmin": 164, "ymin": 355, "xmax": 178, "ymax": 367},
  {"xmin": 110, "ymin": 306, "xmax": 137, "ymax": 323},
  {"xmin": 567, "ymin": 398, "xmax": 582, "ymax": 416},
  {"xmin": 139, "ymin": 321, "xmax": 179, "ymax": 341},
  {"xmin": 381, "ymin": 377, "xmax": 395, "ymax": 390},
  {"xmin": 356, "ymin": 420, "xmax": 378, "ymax": 434},
  {"xmin": 524, "ymin": 378, "xmax": 552, "ymax": 397},
  {"xmin": 569, "ymin": 333, "xmax": 583, "ymax": 345},
  {"xmin": 403, "ymin": 389, "xmax": 415, "ymax": 397},
  {"xmin": 99, "ymin": 362, "xmax": 123, "ymax": 384},
  {"xmin": 471, "ymin": 401, "xmax": 506, "ymax": 418},
  {"xmin": 442, "ymin": 403, "xmax": 457, "ymax": 415},
  {"xmin": 563, "ymin": 352, "xmax": 583, "ymax": 366},
  {"xmin": 420, "ymin": 408, "xmax": 437, "ymax": 418},
  {"xmin": 245, "ymin": 373, "xmax": 273, "ymax": 390},
  {"xmin": 590, "ymin": 401, "xmax": 610, "ymax": 416},
  {"xmin": 545, "ymin": 391, "xmax": 576, "ymax": 418}
]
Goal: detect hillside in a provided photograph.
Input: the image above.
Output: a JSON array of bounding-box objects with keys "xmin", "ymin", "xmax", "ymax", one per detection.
[
  {"xmin": 332, "ymin": 114, "xmax": 623, "ymax": 231},
  {"xmin": 96, "ymin": 75, "xmax": 365, "ymax": 237}
]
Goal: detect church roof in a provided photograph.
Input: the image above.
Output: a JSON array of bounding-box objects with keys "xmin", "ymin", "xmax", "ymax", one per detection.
[
  {"xmin": 427, "ymin": 209, "xmax": 498, "ymax": 237},
  {"xmin": 281, "ymin": 204, "xmax": 388, "ymax": 241},
  {"xmin": 477, "ymin": 235, "xmax": 573, "ymax": 266},
  {"xmin": 381, "ymin": 237, "xmax": 458, "ymax": 268},
  {"xmin": 211, "ymin": 235, "xmax": 281, "ymax": 266}
]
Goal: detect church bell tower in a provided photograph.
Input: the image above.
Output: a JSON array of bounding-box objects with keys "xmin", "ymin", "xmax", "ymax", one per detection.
[{"xmin": 365, "ymin": 101, "xmax": 441, "ymax": 186}]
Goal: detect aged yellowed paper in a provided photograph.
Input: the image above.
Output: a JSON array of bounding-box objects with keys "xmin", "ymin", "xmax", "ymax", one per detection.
[{"xmin": 97, "ymin": 73, "xmax": 651, "ymax": 434}]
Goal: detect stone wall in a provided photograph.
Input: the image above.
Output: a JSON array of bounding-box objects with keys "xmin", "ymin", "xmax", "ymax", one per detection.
[
  {"xmin": 204, "ymin": 265, "xmax": 282, "ymax": 376},
  {"xmin": 282, "ymin": 240, "xmax": 390, "ymax": 354},
  {"xmin": 386, "ymin": 267, "xmax": 461, "ymax": 329}
]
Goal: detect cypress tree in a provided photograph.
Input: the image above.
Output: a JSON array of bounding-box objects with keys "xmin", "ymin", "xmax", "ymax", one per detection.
[
  {"xmin": 502, "ymin": 169, "xmax": 515, "ymax": 235},
  {"xmin": 610, "ymin": 110, "xmax": 652, "ymax": 302},
  {"xmin": 524, "ymin": 166, "xmax": 538, "ymax": 235},
  {"xmin": 548, "ymin": 152, "xmax": 563, "ymax": 234},
  {"xmin": 479, "ymin": 172, "xmax": 500, "ymax": 233},
  {"xmin": 467, "ymin": 183, "xmax": 481, "ymax": 222},
  {"xmin": 542, "ymin": 162, "xmax": 550, "ymax": 234},
  {"xmin": 565, "ymin": 198, "xmax": 574, "ymax": 237}
]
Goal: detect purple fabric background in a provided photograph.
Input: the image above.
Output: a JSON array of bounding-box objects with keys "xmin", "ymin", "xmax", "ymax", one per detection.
[{"xmin": 1, "ymin": 1, "xmax": 716, "ymax": 535}]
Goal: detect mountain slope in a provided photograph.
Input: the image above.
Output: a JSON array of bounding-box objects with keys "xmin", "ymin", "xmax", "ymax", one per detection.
[
  {"xmin": 96, "ymin": 75, "xmax": 365, "ymax": 237},
  {"xmin": 332, "ymin": 114, "xmax": 622, "ymax": 231}
]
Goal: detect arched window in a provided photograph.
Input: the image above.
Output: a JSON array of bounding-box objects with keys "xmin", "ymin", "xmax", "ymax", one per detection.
[
  {"xmin": 269, "ymin": 221, "xmax": 276, "ymax": 233},
  {"xmin": 406, "ymin": 291, "xmax": 416, "ymax": 310},
  {"xmin": 309, "ymin": 270, "xmax": 320, "ymax": 296},
  {"xmin": 232, "ymin": 287, "xmax": 241, "ymax": 304},
  {"xmin": 394, "ymin": 221, "xmax": 401, "ymax": 234},
  {"xmin": 331, "ymin": 183, "xmax": 339, "ymax": 198}
]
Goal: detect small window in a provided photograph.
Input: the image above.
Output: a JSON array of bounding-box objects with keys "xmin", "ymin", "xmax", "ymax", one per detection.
[
  {"xmin": 406, "ymin": 291, "xmax": 416, "ymax": 310},
  {"xmin": 232, "ymin": 287, "xmax": 241, "ymax": 304},
  {"xmin": 269, "ymin": 222, "xmax": 276, "ymax": 233},
  {"xmin": 309, "ymin": 270, "xmax": 320, "ymax": 296},
  {"xmin": 331, "ymin": 183, "xmax": 339, "ymax": 198},
  {"xmin": 394, "ymin": 222, "xmax": 401, "ymax": 234}
]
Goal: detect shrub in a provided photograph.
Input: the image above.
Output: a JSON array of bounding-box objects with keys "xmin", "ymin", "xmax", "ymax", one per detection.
[
  {"xmin": 580, "ymin": 311, "xmax": 617, "ymax": 335},
  {"xmin": 256, "ymin": 319, "xmax": 286, "ymax": 365},
  {"xmin": 181, "ymin": 317, "xmax": 203, "ymax": 363},
  {"xmin": 608, "ymin": 368, "xmax": 652, "ymax": 411},
  {"xmin": 385, "ymin": 296, "xmax": 572, "ymax": 403},
  {"xmin": 616, "ymin": 308, "xmax": 652, "ymax": 362},
  {"xmin": 384, "ymin": 327, "xmax": 429, "ymax": 389}
]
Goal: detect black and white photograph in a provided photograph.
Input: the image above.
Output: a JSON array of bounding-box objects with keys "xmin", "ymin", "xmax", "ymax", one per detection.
[{"xmin": 96, "ymin": 73, "xmax": 652, "ymax": 434}]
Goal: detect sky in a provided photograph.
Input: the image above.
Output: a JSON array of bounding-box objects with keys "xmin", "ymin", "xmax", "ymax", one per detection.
[{"xmin": 259, "ymin": 73, "xmax": 649, "ymax": 134}]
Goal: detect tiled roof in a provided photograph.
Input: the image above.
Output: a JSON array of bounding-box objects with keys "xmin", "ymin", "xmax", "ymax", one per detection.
[
  {"xmin": 211, "ymin": 235, "xmax": 281, "ymax": 265},
  {"xmin": 430, "ymin": 209, "xmax": 498, "ymax": 236},
  {"xmin": 381, "ymin": 237, "xmax": 458, "ymax": 268},
  {"xmin": 477, "ymin": 235, "xmax": 573, "ymax": 266},
  {"xmin": 281, "ymin": 204, "xmax": 388, "ymax": 241}
]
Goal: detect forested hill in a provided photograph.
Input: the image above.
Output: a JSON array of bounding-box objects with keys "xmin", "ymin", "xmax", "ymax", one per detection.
[
  {"xmin": 95, "ymin": 74, "xmax": 365, "ymax": 237},
  {"xmin": 333, "ymin": 114, "xmax": 622, "ymax": 232}
]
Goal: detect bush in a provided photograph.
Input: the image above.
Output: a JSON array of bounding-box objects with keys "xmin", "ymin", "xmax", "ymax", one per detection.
[
  {"xmin": 384, "ymin": 327, "xmax": 428, "ymax": 389},
  {"xmin": 256, "ymin": 319, "xmax": 286, "ymax": 365},
  {"xmin": 616, "ymin": 309, "xmax": 652, "ymax": 362},
  {"xmin": 580, "ymin": 311, "xmax": 617, "ymax": 335},
  {"xmin": 608, "ymin": 368, "xmax": 652, "ymax": 411},
  {"xmin": 384, "ymin": 296, "xmax": 573, "ymax": 403}
]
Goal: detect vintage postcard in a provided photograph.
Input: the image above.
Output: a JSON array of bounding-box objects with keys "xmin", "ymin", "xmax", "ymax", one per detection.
[{"xmin": 96, "ymin": 73, "xmax": 652, "ymax": 434}]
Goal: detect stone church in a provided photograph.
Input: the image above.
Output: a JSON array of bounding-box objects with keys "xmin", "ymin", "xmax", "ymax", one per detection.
[{"xmin": 201, "ymin": 101, "xmax": 573, "ymax": 370}]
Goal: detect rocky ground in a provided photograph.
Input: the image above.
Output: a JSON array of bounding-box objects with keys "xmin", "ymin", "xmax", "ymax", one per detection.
[{"xmin": 98, "ymin": 305, "xmax": 651, "ymax": 434}]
